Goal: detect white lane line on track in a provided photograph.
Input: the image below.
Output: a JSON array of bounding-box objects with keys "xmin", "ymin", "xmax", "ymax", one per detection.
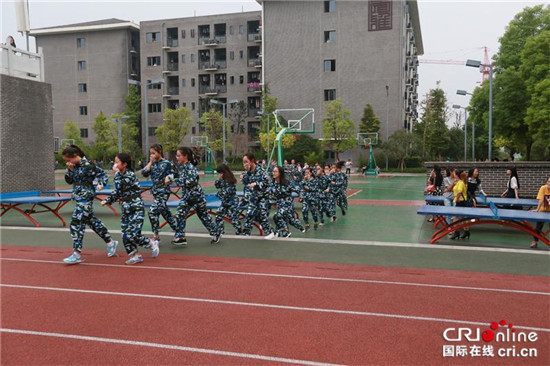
[
  {"xmin": 2, "ymin": 284, "xmax": 549, "ymax": 333},
  {"xmin": 1, "ymin": 226, "xmax": 548, "ymax": 255},
  {"xmin": 346, "ymin": 189, "xmax": 362, "ymax": 198},
  {"xmin": 2, "ymin": 257, "xmax": 548, "ymax": 297},
  {"xmin": 0, "ymin": 328, "xmax": 344, "ymax": 366}
]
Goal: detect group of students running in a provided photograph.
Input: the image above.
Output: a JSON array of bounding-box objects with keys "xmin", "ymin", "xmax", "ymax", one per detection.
[
  {"xmin": 60, "ymin": 144, "xmax": 349, "ymax": 265},
  {"xmin": 426, "ymin": 165, "xmax": 550, "ymax": 247}
]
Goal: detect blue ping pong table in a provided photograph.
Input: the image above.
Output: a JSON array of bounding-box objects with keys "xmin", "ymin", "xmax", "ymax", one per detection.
[
  {"xmin": 417, "ymin": 204, "xmax": 550, "ymax": 245},
  {"xmin": 0, "ymin": 191, "xmax": 72, "ymax": 227},
  {"xmin": 42, "ymin": 189, "xmax": 119, "ymax": 216}
]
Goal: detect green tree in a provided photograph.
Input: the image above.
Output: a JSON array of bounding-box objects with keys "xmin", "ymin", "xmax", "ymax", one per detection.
[
  {"xmin": 359, "ymin": 104, "xmax": 381, "ymax": 134},
  {"xmin": 382, "ymin": 130, "xmax": 416, "ymax": 171},
  {"xmin": 322, "ymin": 99, "xmax": 357, "ymax": 161},
  {"xmin": 420, "ymin": 85, "xmax": 449, "ymax": 160},
  {"xmin": 124, "ymin": 85, "xmax": 141, "ymax": 126},
  {"xmin": 111, "ymin": 113, "xmax": 141, "ymax": 162},
  {"xmin": 521, "ymin": 30, "xmax": 550, "ymax": 160},
  {"xmin": 467, "ymin": 84, "xmax": 490, "ymax": 161},
  {"xmin": 155, "ymin": 107, "xmax": 192, "ymax": 153},
  {"xmin": 92, "ymin": 112, "xmax": 117, "ymax": 162},
  {"xmin": 227, "ymin": 100, "xmax": 248, "ymax": 156},
  {"xmin": 284, "ymin": 135, "xmax": 322, "ymax": 163},
  {"xmin": 200, "ymin": 109, "xmax": 232, "ymax": 157},
  {"xmin": 63, "ymin": 120, "xmax": 84, "ymax": 147}
]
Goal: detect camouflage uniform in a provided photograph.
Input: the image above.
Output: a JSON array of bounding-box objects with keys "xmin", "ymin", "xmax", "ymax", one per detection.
[
  {"xmin": 331, "ymin": 171, "xmax": 348, "ymax": 214},
  {"xmin": 241, "ymin": 165, "xmax": 274, "ymax": 236},
  {"xmin": 268, "ymin": 180, "xmax": 304, "ymax": 237},
  {"xmin": 215, "ymin": 179, "xmax": 243, "ymax": 234},
  {"xmin": 317, "ymin": 173, "xmax": 336, "ymax": 222},
  {"xmin": 300, "ymin": 176, "xmax": 320, "ymax": 226},
  {"xmin": 171, "ymin": 162, "xmax": 219, "ymax": 237},
  {"xmin": 103, "ymin": 170, "xmax": 152, "ymax": 255},
  {"xmin": 65, "ymin": 157, "xmax": 112, "ymax": 252},
  {"xmin": 141, "ymin": 158, "xmax": 178, "ymax": 236}
]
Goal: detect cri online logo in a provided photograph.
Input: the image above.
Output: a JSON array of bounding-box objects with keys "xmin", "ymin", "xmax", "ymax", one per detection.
[{"xmin": 443, "ymin": 320, "xmax": 538, "ymax": 343}]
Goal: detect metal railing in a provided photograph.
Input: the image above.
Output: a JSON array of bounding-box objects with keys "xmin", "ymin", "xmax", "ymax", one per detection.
[{"xmin": 0, "ymin": 45, "xmax": 44, "ymax": 82}]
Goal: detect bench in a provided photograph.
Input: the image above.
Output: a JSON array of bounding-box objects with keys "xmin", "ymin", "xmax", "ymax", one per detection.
[
  {"xmin": 0, "ymin": 191, "xmax": 72, "ymax": 227},
  {"xmin": 417, "ymin": 204, "xmax": 550, "ymax": 245}
]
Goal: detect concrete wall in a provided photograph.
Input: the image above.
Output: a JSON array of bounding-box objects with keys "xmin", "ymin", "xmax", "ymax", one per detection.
[
  {"xmin": 424, "ymin": 161, "xmax": 550, "ymax": 199},
  {"xmin": 0, "ymin": 74, "xmax": 55, "ymax": 192}
]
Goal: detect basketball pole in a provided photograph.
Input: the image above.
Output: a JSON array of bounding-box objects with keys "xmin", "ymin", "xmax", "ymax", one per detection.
[{"xmin": 365, "ymin": 143, "xmax": 378, "ymax": 176}]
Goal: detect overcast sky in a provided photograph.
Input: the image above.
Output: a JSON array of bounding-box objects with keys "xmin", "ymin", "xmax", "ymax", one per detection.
[{"xmin": 2, "ymin": 0, "xmax": 546, "ymax": 126}]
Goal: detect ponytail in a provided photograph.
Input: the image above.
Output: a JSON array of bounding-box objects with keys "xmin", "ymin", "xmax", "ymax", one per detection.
[{"xmin": 177, "ymin": 146, "xmax": 198, "ymax": 166}]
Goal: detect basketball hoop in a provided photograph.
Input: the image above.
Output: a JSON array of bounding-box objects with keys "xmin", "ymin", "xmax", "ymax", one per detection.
[{"xmin": 364, "ymin": 142, "xmax": 370, "ymax": 150}]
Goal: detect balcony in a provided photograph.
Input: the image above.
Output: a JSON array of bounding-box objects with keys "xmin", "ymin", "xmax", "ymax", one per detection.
[
  {"xmin": 247, "ymin": 82, "xmax": 262, "ymax": 93},
  {"xmin": 215, "ymin": 35, "xmax": 226, "ymax": 44},
  {"xmin": 248, "ymin": 107, "xmax": 261, "ymax": 118},
  {"xmin": 204, "ymin": 64, "xmax": 219, "ymax": 71},
  {"xmin": 167, "ymin": 38, "xmax": 178, "ymax": 47},
  {"xmin": 254, "ymin": 34, "xmax": 262, "ymax": 43},
  {"xmin": 167, "ymin": 86, "xmax": 179, "ymax": 95},
  {"xmin": 166, "ymin": 62, "xmax": 178, "ymax": 71},
  {"xmin": 201, "ymin": 39, "xmax": 219, "ymax": 47},
  {"xmin": 0, "ymin": 45, "xmax": 44, "ymax": 82},
  {"xmin": 248, "ymin": 58, "xmax": 261, "ymax": 68},
  {"xmin": 247, "ymin": 33, "xmax": 260, "ymax": 42}
]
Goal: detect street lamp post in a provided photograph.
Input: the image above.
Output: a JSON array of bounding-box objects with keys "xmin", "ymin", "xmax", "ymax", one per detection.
[
  {"xmin": 113, "ymin": 115, "xmax": 129, "ymax": 153},
  {"xmin": 385, "ymin": 85, "xmax": 389, "ymax": 170},
  {"xmin": 457, "ymin": 90, "xmax": 475, "ymax": 161},
  {"xmin": 466, "ymin": 60, "xmax": 493, "ymax": 160},
  {"xmin": 210, "ymin": 99, "xmax": 239, "ymax": 164},
  {"xmin": 452, "ymin": 105, "xmax": 468, "ymax": 161}
]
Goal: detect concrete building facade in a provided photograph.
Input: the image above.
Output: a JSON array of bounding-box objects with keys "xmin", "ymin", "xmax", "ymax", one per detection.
[
  {"xmin": 140, "ymin": 11, "xmax": 263, "ymax": 149},
  {"xmin": 31, "ymin": 19, "xmax": 140, "ymax": 143},
  {"xmin": 260, "ymin": 0, "xmax": 422, "ymax": 142}
]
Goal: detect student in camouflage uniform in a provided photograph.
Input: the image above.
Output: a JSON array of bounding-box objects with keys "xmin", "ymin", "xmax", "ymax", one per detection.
[
  {"xmin": 141, "ymin": 144, "xmax": 178, "ymax": 241},
  {"xmin": 167, "ymin": 147, "xmax": 221, "ymax": 246},
  {"xmin": 61, "ymin": 145, "xmax": 118, "ymax": 264},
  {"xmin": 214, "ymin": 164, "xmax": 243, "ymax": 235},
  {"xmin": 241, "ymin": 153, "xmax": 275, "ymax": 239},
  {"xmin": 331, "ymin": 161, "xmax": 349, "ymax": 216},
  {"xmin": 316, "ymin": 165, "xmax": 335, "ymax": 225},
  {"xmin": 300, "ymin": 167, "xmax": 320, "ymax": 230},
  {"xmin": 101, "ymin": 153, "xmax": 159, "ymax": 265},
  {"xmin": 269, "ymin": 166, "xmax": 305, "ymax": 237}
]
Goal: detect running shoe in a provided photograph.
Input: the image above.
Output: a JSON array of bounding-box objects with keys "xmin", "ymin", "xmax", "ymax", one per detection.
[
  {"xmin": 125, "ymin": 254, "xmax": 143, "ymax": 265},
  {"xmin": 106, "ymin": 240, "xmax": 118, "ymax": 257},
  {"xmin": 63, "ymin": 252, "xmax": 83, "ymax": 264},
  {"xmin": 264, "ymin": 232, "xmax": 276, "ymax": 240},
  {"xmin": 150, "ymin": 239, "xmax": 160, "ymax": 258},
  {"xmin": 172, "ymin": 237, "xmax": 187, "ymax": 246},
  {"xmin": 210, "ymin": 233, "xmax": 222, "ymax": 244}
]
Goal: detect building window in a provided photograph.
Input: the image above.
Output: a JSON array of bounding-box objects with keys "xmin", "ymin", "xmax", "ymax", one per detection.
[
  {"xmin": 324, "ymin": 59, "xmax": 336, "ymax": 72},
  {"xmin": 190, "ymin": 29, "xmax": 195, "ymax": 38},
  {"xmin": 181, "ymin": 78, "xmax": 186, "ymax": 87},
  {"xmin": 181, "ymin": 29, "xmax": 186, "ymax": 39},
  {"xmin": 324, "ymin": 30, "xmax": 336, "ymax": 42},
  {"xmin": 77, "ymin": 60, "xmax": 86, "ymax": 70},
  {"xmin": 80, "ymin": 128, "xmax": 88, "ymax": 138},
  {"xmin": 147, "ymin": 80, "xmax": 162, "ymax": 90},
  {"xmin": 76, "ymin": 38, "xmax": 86, "ymax": 48},
  {"xmin": 190, "ymin": 54, "xmax": 195, "ymax": 63},
  {"xmin": 191, "ymin": 78, "xmax": 195, "ymax": 87},
  {"xmin": 148, "ymin": 103, "xmax": 162, "ymax": 113},
  {"xmin": 146, "ymin": 32, "xmax": 160, "ymax": 43},
  {"xmin": 147, "ymin": 56, "xmax": 161, "ymax": 66},
  {"xmin": 229, "ymin": 25, "xmax": 234, "ymax": 35},
  {"xmin": 79, "ymin": 106, "xmax": 88, "ymax": 115},
  {"xmin": 191, "ymin": 102, "xmax": 196, "ymax": 110},
  {"xmin": 239, "ymin": 50, "xmax": 244, "ymax": 59},
  {"xmin": 239, "ymin": 25, "xmax": 244, "ymax": 34},
  {"xmin": 181, "ymin": 54, "xmax": 186, "ymax": 63},
  {"xmin": 230, "ymin": 51, "xmax": 234, "ymax": 60},
  {"xmin": 239, "ymin": 75, "xmax": 244, "ymax": 84},
  {"xmin": 192, "ymin": 127, "xmax": 196, "ymax": 134},
  {"xmin": 324, "ymin": 0, "xmax": 336, "ymax": 12},
  {"xmin": 324, "ymin": 89, "xmax": 336, "ymax": 101},
  {"xmin": 149, "ymin": 127, "xmax": 157, "ymax": 136},
  {"xmin": 78, "ymin": 83, "xmax": 87, "ymax": 93},
  {"xmin": 230, "ymin": 76, "xmax": 234, "ymax": 84}
]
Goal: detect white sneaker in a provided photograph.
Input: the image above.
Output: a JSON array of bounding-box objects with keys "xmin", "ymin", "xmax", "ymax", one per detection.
[
  {"xmin": 264, "ymin": 232, "xmax": 276, "ymax": 240},
  {"xmin": 107, "ymin": 240, "xmax": 118, "ymax": 257},
  {"xmin": 150, "ymin": 239, "xmax": 160, "ymax": 258}
]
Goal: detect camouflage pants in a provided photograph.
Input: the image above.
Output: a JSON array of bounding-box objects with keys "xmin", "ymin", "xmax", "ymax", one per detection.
[
  {"xmin": 176, "ymin": 194, "xmax": 219, "ymax": 237},
  {"xmin": 216, "ymin": 200, "xmax": 243, "ymax": 235},
  {"xmin": 335, "ymin": 191, "xmax": 348, "ymax": 212},
  {"xmin": 318, "ymin": 194, "xmax": 336, "ymax": 222},
  {"xmin": 70, "ymin": 199, "xmax": 112, "ymax": 252},
  {"xmin": 120, "ymin": 199, "xmax": 152, "ymax": 255},
  {"xmin": 302, "ymin": 197, "xmax": 319, "ymax": 224},
  {"xmin": 242, "ymin": 198, "xmax": 273, "ymax": 236},
  {"xmin": 148, "ymin": 191, "xmax": 178, "ymax": 235},
  {"xmin": 274, "ymin": 201, "xmax": 304, "ymax": 236}
]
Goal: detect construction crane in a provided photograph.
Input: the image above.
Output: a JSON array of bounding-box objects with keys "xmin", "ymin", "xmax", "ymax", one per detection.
[
  {"xmin": 419, "ymin": 47, "xmax": 493, "ymax": 84},
  {"xmin": 418, "ymin": 59, "xmax": 465, "ymax": 65}
]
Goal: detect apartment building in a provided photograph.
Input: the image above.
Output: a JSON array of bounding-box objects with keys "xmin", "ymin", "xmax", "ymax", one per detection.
[
  {"xmin": 31, "ymin": 19, "xmax": 140, "ymax": 142},
  {"xmin": 260, "ymin": 0, "xmax": 422, "ymax": 140},
  {"xmin": 140, "ymin": 11, "xmax": 263, "ymax": 147}
]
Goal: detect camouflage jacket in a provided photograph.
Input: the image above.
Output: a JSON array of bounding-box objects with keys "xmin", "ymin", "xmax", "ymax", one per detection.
[
  {"xmin": 104, "ymin": 170, "xmax": 142, "ymax": 205},
  {"xmin": 141, "ymin": 158, "xmax": 174, "ymax": 195},
  {"xmin": 215, "ymin": 179, "xmax": 238, "ymax": 206},
  {"xmin": 65, "ymin": 157, "xmax": 108, "ymax": 201},
  {"xmin": 300, "ymin": 176, "xmax": 321, "ymax": 200},
  {"xmin": 171, "ymin": 162, "xmax": 204, "ymax": 200},
  {"xmin": 242, "ymin": 165, "xmax": 270, "ymax": 203}
]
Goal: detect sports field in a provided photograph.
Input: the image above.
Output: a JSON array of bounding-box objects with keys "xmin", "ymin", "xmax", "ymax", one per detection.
[{"xmin": 1, "ymin": 172, "xmax": 548, "ymax": 365}]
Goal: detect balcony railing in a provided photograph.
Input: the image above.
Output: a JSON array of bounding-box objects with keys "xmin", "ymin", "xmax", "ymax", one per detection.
[
  {"xmin": 201, "ymin": 39, "xmax": 219, "ymax": 46},
  {"xmin": 167, "ymin": 38, "xmax": 178, "ymax": 47},
  {"xmin": 214, "ymin": 35, "xmax": 226, "ymax": 44},
  {"xmin": 167, "ymin": 62, "xmax": 178, "ymax": 71},
  {"xmin": 204, "ymin": 64, "xmax": 219, "ymax": 71},
  {"xmin": 248, "ymin": 107, "xmax": 261, "ymax": 117},
  {"xmin": 214, "ymin": 85, "xmax": 227, "ymax": 94},
  {"xmin": 199, "ymin": 85, "xmax": 227, "ymax": 95},
  {"xmin": 248, "ymin": 58, "xmax": 261, "ymax": 67},
  {"xmin": 247, "ymin": 33, "xmax": 260, "ymax": 42},
  {"xmin": 0, "ymin": 45, "xmax": 44, "ymax": 82},
  {"xmin": 167, "ymin": 86, "xmax": 179, "ymax": 95},
  {"xmin": 247, "ymin": 82, "xmax": 262, "ymax": 93}
]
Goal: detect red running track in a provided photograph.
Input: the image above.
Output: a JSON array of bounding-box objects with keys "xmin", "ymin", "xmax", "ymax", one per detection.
[{"xmin": 1, "ymin": 245, "xmax": 549, "ymax": 365}]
